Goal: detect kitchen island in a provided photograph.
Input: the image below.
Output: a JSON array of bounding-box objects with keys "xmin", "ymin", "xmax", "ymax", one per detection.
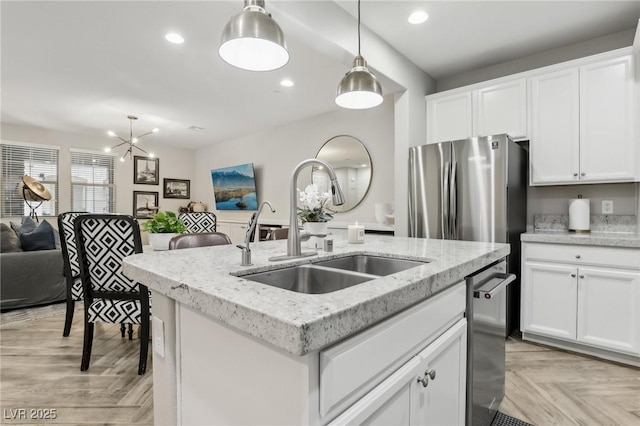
[{"xmin": 123, "ymin": 235, "xmax": 509, "ymax": 425}]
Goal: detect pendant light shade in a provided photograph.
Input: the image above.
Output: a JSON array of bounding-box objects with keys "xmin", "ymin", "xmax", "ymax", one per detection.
[
  {"xmin": 335, "ymin": 55, "xmax": 383, "ymax": 109},
  {"xmin": 219, "ymin": 0, "xmax": 289, "ymax": 71},
  {"xmin": 335, "ymin": 0, "xmax": 383, "ymax": 109}
]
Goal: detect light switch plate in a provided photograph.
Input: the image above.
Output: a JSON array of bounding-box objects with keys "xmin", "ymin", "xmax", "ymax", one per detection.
[
  {"xmin": 602, "ymin": 200, "xmax": 613, "ymax": 214},
  {"xmin": 152, "ymin": 316, "xmax": 165, "ymax": 358}
]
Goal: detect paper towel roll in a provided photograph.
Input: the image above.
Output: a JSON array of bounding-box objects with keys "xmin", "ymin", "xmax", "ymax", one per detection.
[{"xmin": 569, "ymin": 198, "xmax": 590, "ymax": 232}]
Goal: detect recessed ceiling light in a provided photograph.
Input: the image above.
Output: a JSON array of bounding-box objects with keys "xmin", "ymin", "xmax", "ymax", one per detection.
[
  {"xmin": 165, "ymin": 33, "xmax": 184, "ymax": 44},
  {"xmin": 186, "ymin": 125, "xmax": 205, "ymax": 131},
  {"xmin": 280, "ymin": 79, "xmax": 294, "ymax": 87},
  {"xmin": 408, "ymin": 11, "xmax": 429, "ymax": 25}
]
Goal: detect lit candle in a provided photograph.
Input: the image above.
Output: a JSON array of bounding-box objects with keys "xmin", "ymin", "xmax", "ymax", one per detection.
[{"xmin": 347, "ymin": 221, "xmax": 365, "ymax": 244}]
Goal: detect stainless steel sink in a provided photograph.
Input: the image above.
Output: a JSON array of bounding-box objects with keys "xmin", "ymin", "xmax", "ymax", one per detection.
[
  {"xmin": 241, "ymin": 264, "xmax": 378, "ymax": 294},
  {"xmin": 314, "ymin": 254, "xmax": 427, "ymax": 276},
  {"xmin": 239, "ymin": 254, "xmax": 428, "ymax": 294}
]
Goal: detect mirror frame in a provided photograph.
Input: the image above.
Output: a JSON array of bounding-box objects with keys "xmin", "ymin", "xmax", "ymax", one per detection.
[{"xmin": 312, "ymin": 134, "xmax": 373, "ymax": 213}]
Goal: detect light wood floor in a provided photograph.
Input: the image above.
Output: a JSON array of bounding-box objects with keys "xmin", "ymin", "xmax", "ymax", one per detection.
[
  {"xmin": 500, "ymin": 336, "xmax": 640, "ymax": 426},
  {"xmin": 1, "ymin": 303, "xmax": 153, "ymax": 425},
  {"xmin": 2, "ymin": 305, "xmax": 640, "ymax": 425}
]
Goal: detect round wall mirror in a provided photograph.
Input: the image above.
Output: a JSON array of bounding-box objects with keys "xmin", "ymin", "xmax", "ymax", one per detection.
[{"xmin": 312, "ymin": 135, "xmax": 372, "ymax": 213}]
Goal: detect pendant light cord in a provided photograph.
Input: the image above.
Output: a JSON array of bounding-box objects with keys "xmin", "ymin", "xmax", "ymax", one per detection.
[{"xmin": 357, "ymin": 0, "xmax": 361, "ymax": 56}]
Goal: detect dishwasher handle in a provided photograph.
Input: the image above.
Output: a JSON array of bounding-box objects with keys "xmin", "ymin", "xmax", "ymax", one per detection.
[{"xmin": 473, "ymin": 273, "xmax": 516, "ymax": 300}]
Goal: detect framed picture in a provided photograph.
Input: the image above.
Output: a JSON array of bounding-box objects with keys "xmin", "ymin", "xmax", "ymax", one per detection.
[
  {"xmin": 133, "ymin": 191, "xmax": 159, "ymax": 219},
  {"xmin": 134, "ymin": 156, "xmax": 159, "ymax": 185},
  {"xmin": 163, "ymin": 178, "xmax": 190, "ymax": 199}
]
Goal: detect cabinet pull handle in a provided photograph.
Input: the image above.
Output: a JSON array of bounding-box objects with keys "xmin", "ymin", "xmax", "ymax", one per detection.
[
  {"xmin": 416, "ymin": 369, "xmax": 436, "ymax": 388},
  {"xmin": 579, "ymin": 275, "xmax": 585, "ymax": 279},
  {"xmin": 571, "ymin": 273, "xmax": 576, "ymax": 278},
  {"xmin": 581, "ymin": 172, "xmax": 586, "ymax": 176},
  {"xmin": 573, "ymin": 173, "xmax": 578, "ymax": 177},
  {"xmin": 575, "ymin": 255, "xmax": 581, "ymax": 259}
]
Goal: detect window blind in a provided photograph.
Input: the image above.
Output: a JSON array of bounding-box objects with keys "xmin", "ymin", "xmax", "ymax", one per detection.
[
  {"xmin": 71, "ymin": 150, "xmax": 116, "ymax": 213},
  {"xmin": 1, "ymin": 143, "xmax": 59, "ymax": 217}
]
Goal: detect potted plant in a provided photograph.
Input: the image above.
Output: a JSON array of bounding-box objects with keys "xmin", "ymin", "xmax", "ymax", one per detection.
[
  {"xmin": 297, "ymin": 184, "xmax": 333, "ymax": 247},
  {"xmin": 141, "ymin": 211, "xmax": 187, "ymax": 251}
]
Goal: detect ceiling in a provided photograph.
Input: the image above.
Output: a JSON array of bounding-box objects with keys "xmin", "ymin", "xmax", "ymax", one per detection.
[{"xmin": 2, "ymin": 1, "xmax": 639, "ymax": 151}]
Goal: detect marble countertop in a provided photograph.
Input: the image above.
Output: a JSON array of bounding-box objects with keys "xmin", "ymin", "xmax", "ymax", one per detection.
[
  {"xmin": 123, "ymin": 235, "xmax": 508, "ymax": 355},
  {"xmin": 521, "ymin": 231, "xmax": 640, "ymax": 248}
]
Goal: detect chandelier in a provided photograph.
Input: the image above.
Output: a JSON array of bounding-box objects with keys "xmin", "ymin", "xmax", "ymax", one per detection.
[{"xmin": 104, "ymin": 115, "xmax": 158, "ymax": 161}]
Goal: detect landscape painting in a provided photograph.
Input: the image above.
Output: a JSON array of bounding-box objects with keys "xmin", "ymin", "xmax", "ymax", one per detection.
[{"xmin": 210, "ymin": 163, "xmax": 258, "ymax": 211}]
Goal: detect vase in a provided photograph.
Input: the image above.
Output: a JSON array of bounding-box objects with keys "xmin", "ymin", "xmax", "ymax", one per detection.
[
  {"xmin": 148, "ymin": 233, "xmax": 178, "ymax": 251},
  {"xmin": 303, "ymin": 222, "xmax": 328, "ymax": 249}
]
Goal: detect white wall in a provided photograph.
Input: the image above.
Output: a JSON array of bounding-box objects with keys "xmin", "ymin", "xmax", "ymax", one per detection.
[
  {"xmin": 193, "ymin": 96, "xmax": 394, "ymax": 226},
  {"xmin": 437, "ymin": 28, "xmax": 635, "ymax": 91},
  {"xmin": 1, "ymin": 122, "xmax": 196, "ymax": 227}
]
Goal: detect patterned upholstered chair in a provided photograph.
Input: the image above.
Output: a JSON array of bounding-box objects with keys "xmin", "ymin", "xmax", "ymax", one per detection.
[
  {"xmin": 74, "ymin": 214, "xmax": 150, "ymax": 375},
  {"xmin": 58, "ymin": 211, "xmax": 88, "ymax": 337},
  {"xmin": 168, "ymin": 232, "xmax": 231, "ymax": 250},
  {"xmin": 178, "ymin": 212, "xmax": 217, "ymax": 233}
]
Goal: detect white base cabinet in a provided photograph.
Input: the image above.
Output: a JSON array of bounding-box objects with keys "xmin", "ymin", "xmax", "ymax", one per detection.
[
  {"xmin": 151, "ymin": 281, "xmax": 468, "ymax": 425},
  {"xmin": 216, "ymin": 220, "xmax": 248, "ymax": 244},
  {"xmin": 521, "ymin": 243, "xmax": 640, "ymax": 365},
  {"xmin": 329, "ymin": 319, "xmax": 467, "ymax": 426}
]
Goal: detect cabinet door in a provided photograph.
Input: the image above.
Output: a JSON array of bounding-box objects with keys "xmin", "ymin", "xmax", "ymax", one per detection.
[
  {"xmin": 412, "ymin": 319, "xmax": 467, "ymax": 426},
  {"xmin": 521, "ymin": 261, "xmax": 577, "ymax": 340},
  {"xmin": 529, "ymin": 68, "xmax": 580, "ymax": 185},
  {"xmin": 426, "ymin": 92, "xmax": 473, "ymax": 144},
  {"xmin": 475, "ymin": 79, "xmax": 528, "ymax": 139},
  {"xmin": 579, "ymin": 55, "xmax": 635, "ymax": 182},
  {"xmin": 577, "ymin": 266, "xmax": 640, "ymax": 355},
  {"xmin": 327, "ymin": 356, "xmax": 421, "ymax": 426}
]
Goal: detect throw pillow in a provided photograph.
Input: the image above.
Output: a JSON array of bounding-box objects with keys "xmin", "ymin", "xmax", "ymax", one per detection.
[
  {"xmin": 19, "ymin": 219, "xmax": 56, "ymax": 251},
  {"xmin": 0, "ymin": 223, "xmax": 23, "ymax": 253},
  {"xmin": 10, "ymin": 216, "xmax": 37, "ymax": 236}
]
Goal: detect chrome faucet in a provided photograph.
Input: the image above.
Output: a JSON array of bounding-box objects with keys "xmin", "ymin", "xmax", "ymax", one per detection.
[
  {"xmin": 269, "ymin": 159, "xmax": 345, "ymax": 261},
  {"xmin": 238, "ymin": 201, "xmax": 275, "ymax": 266}
]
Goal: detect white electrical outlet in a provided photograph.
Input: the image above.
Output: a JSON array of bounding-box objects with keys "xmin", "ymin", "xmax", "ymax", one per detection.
[
  {"xmin": 602, "ymin": 200, "xmax": 613, "ymax": 214},
  {"xmin": 152, "ymin": 316, "xmax": 165, "ymax": 358}
]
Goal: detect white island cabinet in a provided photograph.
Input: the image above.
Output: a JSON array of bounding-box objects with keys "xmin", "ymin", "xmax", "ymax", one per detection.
[{"xmin": 123, "ymin": 235, "xmax": 509, "ymax": 425}]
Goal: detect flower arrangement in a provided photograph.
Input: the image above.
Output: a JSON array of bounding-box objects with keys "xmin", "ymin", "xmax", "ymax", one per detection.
[{"xmin": 297, "ymin": 184, "xmax": 334, "ymax": 223}]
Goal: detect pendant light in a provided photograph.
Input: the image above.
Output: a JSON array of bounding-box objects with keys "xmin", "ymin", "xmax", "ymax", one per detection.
[
  {"xmin": 104, "ymin": 115, "xmax": 157, "ymax": 161},
  {"xmin": 219, "ymin": 0, "xmax": 289, "ymax": 71},
  {"xmin": 335, "ymin": 0, "xmax": 383, "ymax": 109}
]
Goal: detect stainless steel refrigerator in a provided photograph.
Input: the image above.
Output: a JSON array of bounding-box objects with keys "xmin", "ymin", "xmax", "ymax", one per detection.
[{"xmin": 409, "ymin": 134, "xmax": 527, "ymax": 426}]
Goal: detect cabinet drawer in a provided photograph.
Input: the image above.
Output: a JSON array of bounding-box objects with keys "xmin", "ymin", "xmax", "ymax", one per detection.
[
  {"xmin": 319, "ymin": 282, "xmax": 466, "ymax": 417},
  {"xmin": 524, "ymin": 242, "xmax": 640, "ymax": 270}
]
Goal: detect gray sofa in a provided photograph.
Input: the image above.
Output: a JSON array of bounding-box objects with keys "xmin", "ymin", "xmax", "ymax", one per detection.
[
  {"xmin": 1, "ymin": 248, "xmax": 66, "ymax": 311},
  {"xmin": 1, "ymin": 218, "xmax": 67, "ymax": 312}
]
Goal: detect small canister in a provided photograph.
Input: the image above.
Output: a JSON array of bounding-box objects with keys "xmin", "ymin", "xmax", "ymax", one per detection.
[{"xmin": 323, "ymin": 239, "xmax": 333, "ymax": 252}]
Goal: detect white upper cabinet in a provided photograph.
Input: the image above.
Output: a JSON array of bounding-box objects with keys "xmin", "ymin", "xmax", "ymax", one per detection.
[
  {"xmin": 426, "ymin": 92, "xmax": 473, "ymax": 144},
  {"xmin": 579, "ymin": 55, "xmax": 635, "ymax": 182},
  {"xmin": 529, "ymin": 52, "xmax": 636, "ymax": 185},
  {"xmin": 529, "ymin": 68, "xmax": 580, "ymax": 184},
  {"xmin": 475, "ymin": 79, "xmax": 528, "ymax": 139},
  {"xmin": 426, "ymin": 78, "xmax": 527, "ymax": 144}
]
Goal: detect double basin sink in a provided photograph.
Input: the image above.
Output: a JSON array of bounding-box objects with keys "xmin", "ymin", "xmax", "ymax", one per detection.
[{"xmin": 239, "ymin": 255, "xmax": 428, "ymax": 294}]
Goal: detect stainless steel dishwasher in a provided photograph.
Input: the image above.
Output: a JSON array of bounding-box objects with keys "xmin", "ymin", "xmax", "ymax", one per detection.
[{"xmin": 466, "ymin": 260, "xmax": 516, "ymax": 426}]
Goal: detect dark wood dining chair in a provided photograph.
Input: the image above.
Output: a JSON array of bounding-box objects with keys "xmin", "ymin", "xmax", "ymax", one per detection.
[
  {"xmin": 74, "ymin": 214, "xmax": 150, "ymax": 375},
  {"xmin": 168, "ymin": 232, "xmax": 231, "ymax": 250},
  {"xmin": 57, "ymin": 211, "xmax": 88, "ymax": 336}
]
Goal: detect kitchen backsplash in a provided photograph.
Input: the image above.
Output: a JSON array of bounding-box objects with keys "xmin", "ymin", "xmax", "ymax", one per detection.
[{"xmin": 533, "ymin": 214, "xmax": 637, "ymax": 234}]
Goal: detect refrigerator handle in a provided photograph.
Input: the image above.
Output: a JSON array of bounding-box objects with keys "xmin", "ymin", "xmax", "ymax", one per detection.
[
  {"xmin": 450, "ymin": 161, "xmax": 457, "ymax": 240},
  {"xmin": 443, "ymin": 161, "xmax": 450, "ymax": 239},
  {"xmin": 408, "ymin": 149, "xmax": 416, "ymax": 236}
]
